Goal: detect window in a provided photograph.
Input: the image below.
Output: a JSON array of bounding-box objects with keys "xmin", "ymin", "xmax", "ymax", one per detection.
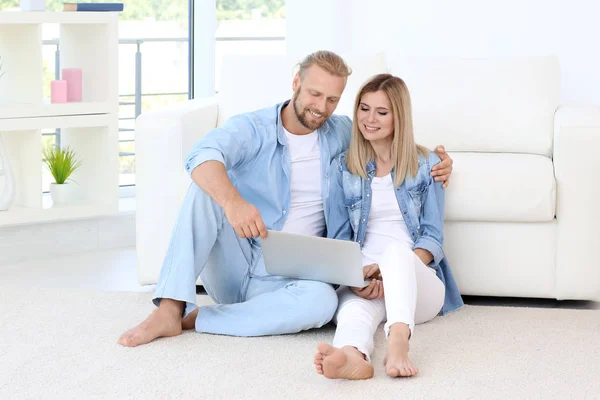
[
  {"xmin": 117, "ymin": 2, "xmax": 190, "ymax": 189},
  {"xmin": 215, "ymin": 0, "xmax": 286, "ymax": 91}
]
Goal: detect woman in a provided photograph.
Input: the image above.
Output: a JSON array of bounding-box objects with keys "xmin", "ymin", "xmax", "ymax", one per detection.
[{"xmin": 314, "ymin": 74, "xmax": 463, "ymax": 380}]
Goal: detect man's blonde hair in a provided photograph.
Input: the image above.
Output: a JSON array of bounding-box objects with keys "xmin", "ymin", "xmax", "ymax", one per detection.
[
  {"xmin": 297, "ymin": 50, "xmax": 352, "ymax": 79},
  {"xmin": 346, "ymin": 74, "xmax": 429, "ymax": 187}
]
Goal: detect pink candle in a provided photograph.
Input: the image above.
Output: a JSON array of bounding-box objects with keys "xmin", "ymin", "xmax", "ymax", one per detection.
[
  {"xmin": 62, "ymin": 68, "xmax": 83, "ymax": 102},
  {"xmin": 50, "ymin": 80, "xmax": 68, "ymax": 103}
]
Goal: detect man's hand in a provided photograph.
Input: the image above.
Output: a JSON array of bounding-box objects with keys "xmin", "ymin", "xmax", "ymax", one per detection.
[
  {"xmin": 224, "ymin": 196, "xmax": 267, "ymax": 239},
  {"xmin": 191, "ymin": 161, "xmax": 267, "ymax": 238},
  {"xmin": 351, "ymin": 264, "xmax": 384, "ymax": 300},
  {"xmin": 431, "ymin": 145, "xmax": 454, "ymax": 189}
]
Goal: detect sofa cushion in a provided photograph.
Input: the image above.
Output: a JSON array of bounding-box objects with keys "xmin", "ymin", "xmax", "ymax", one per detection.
[
  {"xmin": 444, "ymin": 152, "xmax": 556, "ymax": 222},
  {"xmin": 444, "ymin": 220, "xmax": 556, "ymax": 297},
  {"xmin": 217, "ymin": 53, "xmax": 387, "ymax": 126},
  {"xmin": 388, "ymin": 56, "xmax": 560, "ymax": 156}
]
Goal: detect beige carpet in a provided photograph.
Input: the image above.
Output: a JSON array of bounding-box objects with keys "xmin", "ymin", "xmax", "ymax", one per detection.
[{"xmin": 1, "ymin": 285, "xmax": 599, "ymax": 400}]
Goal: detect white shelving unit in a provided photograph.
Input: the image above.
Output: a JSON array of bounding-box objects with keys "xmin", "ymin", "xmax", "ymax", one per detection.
[{"xmin": 0, "ymin": 12, "xmax": 119, "ymax": 227}]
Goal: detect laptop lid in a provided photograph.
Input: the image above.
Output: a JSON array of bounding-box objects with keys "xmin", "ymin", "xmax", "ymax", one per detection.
[{"xmin": 261, "ymin": 230, "xmax": 366, "ymax": 287}]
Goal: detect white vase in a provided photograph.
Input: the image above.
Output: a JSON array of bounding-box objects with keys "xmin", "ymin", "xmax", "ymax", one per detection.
[
  {"xmin": 50, "ymin": 183, "xmax": 71, "ymax": 207},
  {"xmin": 20, "ymin": 0, "xmax": 46, "ymax": 11},
  {"xmin": 0, "ymin": 135, "xmax": 16, "ymax": 211}
]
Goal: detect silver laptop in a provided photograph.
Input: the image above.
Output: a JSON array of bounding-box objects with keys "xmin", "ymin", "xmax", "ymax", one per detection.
[{"xmin": 261, "ymin": 230, "xmax": 368, "ymax": 287}]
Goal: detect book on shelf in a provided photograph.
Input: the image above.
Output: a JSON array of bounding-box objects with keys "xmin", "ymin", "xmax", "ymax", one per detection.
[{"xmin": 63, "ymin": 2, "xmax": 124, "ymax": 12}]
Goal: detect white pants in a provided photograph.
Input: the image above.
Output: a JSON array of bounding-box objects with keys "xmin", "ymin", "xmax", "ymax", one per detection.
[{"xmin": 332, "ymin": 243, "xmax": 445, "ymax": 360}]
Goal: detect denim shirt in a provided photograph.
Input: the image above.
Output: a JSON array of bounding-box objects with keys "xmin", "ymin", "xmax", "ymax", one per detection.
[
  {"xmin": 325, "ymin": 151, "xmax": 464, "ymax": 315},
  {"xmin": 184, "ymin": 101, "xmax": 352, "ymax": 231}
]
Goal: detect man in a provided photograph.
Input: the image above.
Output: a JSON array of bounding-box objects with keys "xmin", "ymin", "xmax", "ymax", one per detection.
[{"xmin": 119, "ymin": 50, "xmax": 453, "ymax": 347}]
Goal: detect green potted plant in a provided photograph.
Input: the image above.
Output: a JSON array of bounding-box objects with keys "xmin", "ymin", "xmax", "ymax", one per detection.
[{"xmin": 43, "ymin": 145, "xmax": 82, "ymax": 206}]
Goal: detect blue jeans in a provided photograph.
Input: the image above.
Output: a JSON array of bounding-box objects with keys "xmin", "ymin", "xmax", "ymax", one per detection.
[{"xmin": 153, "ymin": 184, "xmax": 338, "ymax": 336}]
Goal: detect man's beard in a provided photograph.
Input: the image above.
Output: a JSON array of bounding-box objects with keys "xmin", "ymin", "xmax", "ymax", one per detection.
[{"xmin": 292, "ymin": 91, "xmax": 328, "ymax": 131}]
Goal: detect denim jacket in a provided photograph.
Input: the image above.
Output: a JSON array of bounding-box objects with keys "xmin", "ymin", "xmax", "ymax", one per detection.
[
  {"xmin": 325, "ymin": 151, "xmax": 464, "ymax": 315},
  {"xmin": 184, "ymin": 101, "xmax": 352, "ymax": 232}
]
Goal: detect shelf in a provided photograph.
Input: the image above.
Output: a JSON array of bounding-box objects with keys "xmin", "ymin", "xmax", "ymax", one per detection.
[
  {"xmin": 0, "ymin": 11, "xmax": 119, "ymax": 227},
  {"xmin": 0, "ymin": 113, "xmax": 113, "ymax": 130},
  {"xmin": 0, "ymin": 204, "xmax": 117, "ymax": 227},
  {"xmin": 0, "ymin": 16, "xmax": 118, "ymax": 113},
  {"xmin": 0, "ymin": 101, "xmax": 113, "ymax": 120},
  {"xmin": 0, "ymin": 11, "xmax": 119, "ymax": 25},
  {"xmin": 0, "ymin": 119, "xmax": 119, "ymax": 226}
]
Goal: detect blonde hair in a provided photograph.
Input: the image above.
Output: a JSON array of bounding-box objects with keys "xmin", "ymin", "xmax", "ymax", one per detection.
[
  {"xmin": 297, "ymin": 50, "xmax": 352, "ymax": 80},
  {"xmin": 346, "ymin": 74, "xmax": 429, "ymax": 187}
]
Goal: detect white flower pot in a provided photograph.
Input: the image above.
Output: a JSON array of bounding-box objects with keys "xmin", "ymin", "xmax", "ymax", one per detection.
[
  {"xmin": 50, "ymin": 183, "xmax": 71, "ymax": 207},
  {"xmin": 0, "ymin": 135, "xmax": 16, "ymax": 211}
]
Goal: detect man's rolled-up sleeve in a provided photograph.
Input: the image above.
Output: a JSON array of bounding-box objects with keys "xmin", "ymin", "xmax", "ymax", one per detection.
[{"xmin": 184, "ymin": 115, "xmax": 260, "ymax": 176}]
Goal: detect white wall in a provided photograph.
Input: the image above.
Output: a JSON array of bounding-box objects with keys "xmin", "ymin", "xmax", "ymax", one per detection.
[
  {"xmin": 286, "ymin": 0, "xmax": 354, "ymax": 58},
  {"xmin": 286, "ymin": 0, "xmax": 600, "ymax": 105}
]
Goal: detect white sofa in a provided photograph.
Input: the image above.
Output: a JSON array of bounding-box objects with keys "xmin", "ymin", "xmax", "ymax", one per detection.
[{"xmin": 136, "ymin": 53, "xmax": 600, "ymax": 301}]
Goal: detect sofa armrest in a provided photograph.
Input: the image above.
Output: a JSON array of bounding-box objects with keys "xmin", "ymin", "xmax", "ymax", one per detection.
[
  {"xmin": 554, "ymin": 104, "xmax": 600, "ymax": 301},
  {"xmin": 135, "ymin": 97, "xmax": 219, "ymax": 285}
]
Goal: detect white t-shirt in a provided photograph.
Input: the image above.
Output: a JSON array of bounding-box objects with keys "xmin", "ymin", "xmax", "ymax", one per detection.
[
  {"xmin": 280, "ymin": 128, "xmax": 326, "ymax": 237},
  {"xmin": 361, "ymin": 174, "xmax": 414, "ymax": 266}
]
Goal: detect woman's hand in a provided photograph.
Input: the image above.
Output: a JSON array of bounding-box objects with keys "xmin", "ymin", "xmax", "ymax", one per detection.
[
  {"xmin": 363, "ymin": 263, "xmax": 381, "ymax": 280},
  {"xmin": 431, "ymin": 145, "xmax": 453, "ymax": 189},
  {"xmin": 351, "ymin": 264, "xmax": 384, "ymax": 300},
  {"xmin": 414, "ymin": 248, "xmax": 433, "ymax": 265}
]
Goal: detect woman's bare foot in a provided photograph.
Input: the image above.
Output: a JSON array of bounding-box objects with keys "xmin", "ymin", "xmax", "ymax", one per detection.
[
  {"xmin": 118, "ymin": 299, "xmax": 184, "ymax": 347},
  {"xmin": 181, "ymin": 308, "xmax": 198, "ymax": 330},
  {"xmin": 314, "ymin": 343, "xmax": 374, "ymax": 380},
  {"xmin": 385, "ymin": 323, "xmax": 418, "ymax": 377}
]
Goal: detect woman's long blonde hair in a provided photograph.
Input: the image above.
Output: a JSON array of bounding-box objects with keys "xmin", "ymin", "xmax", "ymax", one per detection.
[{"xmin": 346, "ymin": 74, "xmax": 428, "ymax": 187}]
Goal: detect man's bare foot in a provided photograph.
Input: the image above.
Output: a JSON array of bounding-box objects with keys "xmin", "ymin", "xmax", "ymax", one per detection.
[
  {"xmin": 314, "ymin": 343, "xmax": 374, "ymax": 380},
  {"xmin": 118, "ymin": 299, "xmax": 184, "ymax": 347},
  {"xmin": 385, "ymin": 323, "xmax": 418, "ymax": 377},
  {"xmin": 181, "ymin": 308, "xmax": 198, "ymax": 331}
]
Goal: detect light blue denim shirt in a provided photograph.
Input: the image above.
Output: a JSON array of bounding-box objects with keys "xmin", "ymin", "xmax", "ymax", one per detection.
[
  {"xmin": 325, "ymin": 151, "xmax": 464, "ymax": 315},
  {"xmin": 184, "ymin": 101, "xmax": 352, "ymax": 231}
]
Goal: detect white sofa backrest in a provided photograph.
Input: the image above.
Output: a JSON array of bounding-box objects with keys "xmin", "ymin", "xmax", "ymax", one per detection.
[
  {"xmin": 217, "ymin": 54, "xmax": 559, "ymax": 156},
  {"xmin": 216, "ymin": 53, "xmax": 388, "ymax": 125},
  {"xmin": 388, "ymin": 55, "xmax": 560, "ymax": 156}
]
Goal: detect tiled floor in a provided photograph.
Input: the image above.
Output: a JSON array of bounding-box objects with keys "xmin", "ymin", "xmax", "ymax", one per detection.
[{"xmin": 0, "ymin": 247, "xmax": 597, "ymax": 310}]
